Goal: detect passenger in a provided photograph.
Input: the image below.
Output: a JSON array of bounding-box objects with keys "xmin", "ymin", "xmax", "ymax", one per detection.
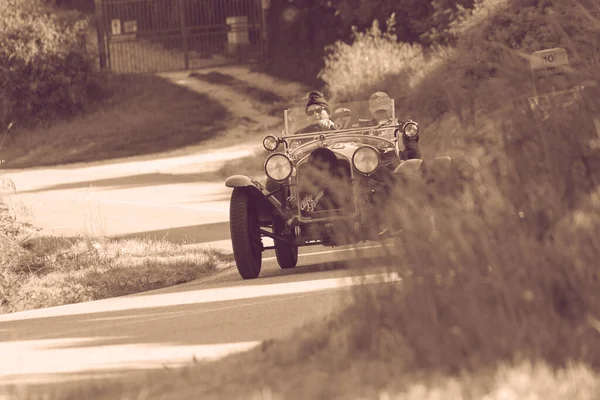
[{"xmin": 367, "ymin": 91, "xmax": 422, "ymax": 161}]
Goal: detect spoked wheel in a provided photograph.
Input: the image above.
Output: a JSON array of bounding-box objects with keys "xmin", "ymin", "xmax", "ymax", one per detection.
[
  {"xmin": 230, "ymin": 188, "xmax": 263, "ymax": 279},
  {"xmin": 273, "ymin": 218, "xmax": 298, "ymax": 270}
]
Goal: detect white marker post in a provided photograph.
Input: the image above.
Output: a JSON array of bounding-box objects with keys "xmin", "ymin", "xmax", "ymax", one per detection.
[{"xmin": 111, "ymin": 19, "xmax": 121, "ymax": 36}]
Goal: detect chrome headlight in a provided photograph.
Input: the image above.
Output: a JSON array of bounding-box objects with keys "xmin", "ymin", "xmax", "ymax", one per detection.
[
  {"xmin": 263, "ymin": 135, "xmax": 280, "ymax": 151},
  {"xmin": 403, "ymin": 121, "xmax": 419, "ymax": 138},
  {"xmin": 352, "ymin": 146, "xmax": 380, "ymax": 175},
  {"xmin": 265, "ymin": 153, "xmax": 293, "ymax": 181}
]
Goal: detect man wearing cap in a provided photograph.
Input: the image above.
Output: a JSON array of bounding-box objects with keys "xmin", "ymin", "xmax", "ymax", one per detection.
[
  {"xmin": 365, "ymin": 91, "xmax": 421, "ymax": 161},
  {"xmin": 294, "ymin": 91, "xmax": 337, "ymax": 134}
]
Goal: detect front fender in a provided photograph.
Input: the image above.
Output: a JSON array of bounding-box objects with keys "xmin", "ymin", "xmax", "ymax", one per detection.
[
  {"xmin": 393, "ymin": 159, "xmax": 423, "ymax": 180},
  {"xmin": 225, "ymin": 175, "xmax": 288, "ymax": 220},
  {"xmin": 225, "ymin": 175, "xmax": 257, "ymax": 188}
]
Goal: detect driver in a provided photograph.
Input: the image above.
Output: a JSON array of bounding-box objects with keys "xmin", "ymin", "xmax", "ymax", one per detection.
[{"xmin": 294, "ymin": 91, "xmax": 337, "ymax": 134}]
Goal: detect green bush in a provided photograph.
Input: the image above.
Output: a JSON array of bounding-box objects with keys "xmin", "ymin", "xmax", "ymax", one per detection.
[{"xmin": 0, "ymin": 0, "xmax": 106, "ymax": 127}]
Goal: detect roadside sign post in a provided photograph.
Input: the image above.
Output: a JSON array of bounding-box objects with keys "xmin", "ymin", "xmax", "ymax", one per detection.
[{"xmin": 530, "ymin": 47, "xmax": 570, "ymax": 98}]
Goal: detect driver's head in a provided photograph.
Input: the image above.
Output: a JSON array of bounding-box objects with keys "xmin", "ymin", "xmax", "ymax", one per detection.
[
  {"xmin": 306, "ymin": 91, "xmax": 330, "ymax": 121},
  {"xmin": 368, "ymin": 91, "xmax": 392, "ymax": 120}
]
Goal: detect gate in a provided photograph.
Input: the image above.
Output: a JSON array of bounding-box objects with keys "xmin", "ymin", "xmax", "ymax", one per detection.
[{"xmin": 94, "ymin": 0, "xmax": 266, "ymax": 73}]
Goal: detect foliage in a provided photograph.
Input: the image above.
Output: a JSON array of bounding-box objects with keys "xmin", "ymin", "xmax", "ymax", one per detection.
[
  {"xmin": 0, "ymin": 73, "xmax": 230, "ymax": 169},
  {"xmin": 331, "ymin": 0, "xmax": 476, "ymax": 43},
  {"xmin": 318, "ymin": 13, "xmax": 440, "ymax": 102},
  {"xmin": 1, "ymin": 232, "xmax": 234, "ymax": 313},
  {"xmin": 261, "ymin": 0, "xmax": 479, "ymax": 86},
  {"xmin": 0, "ymin": 0, "xmax": 106, "ymax": 127}
]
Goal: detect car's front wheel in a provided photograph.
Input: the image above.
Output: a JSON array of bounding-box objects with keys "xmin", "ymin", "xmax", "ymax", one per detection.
[
  {"xmin": 230, "ymin": 188, "xmax": 262, "ymax": 279},
  {"xmin": 273, "ymin": 218, "xmax": 298, "ymax": 269}
]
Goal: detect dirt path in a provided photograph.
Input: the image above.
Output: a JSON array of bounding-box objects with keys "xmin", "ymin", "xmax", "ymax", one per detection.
[{"xmin": 156, "ymin": 66, "xmax": 310, "ymax": 157}]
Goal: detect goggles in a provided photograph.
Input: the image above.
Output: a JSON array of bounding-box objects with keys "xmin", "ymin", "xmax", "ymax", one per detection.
[{"xmin": 307, "ymin": 106, "xmax": 327, "ymax": 116}]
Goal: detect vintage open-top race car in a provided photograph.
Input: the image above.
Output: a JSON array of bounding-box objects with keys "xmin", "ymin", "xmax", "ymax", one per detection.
[{"xmin": 225, "ymin": 98, "xmax": 452, "ymax": 279}]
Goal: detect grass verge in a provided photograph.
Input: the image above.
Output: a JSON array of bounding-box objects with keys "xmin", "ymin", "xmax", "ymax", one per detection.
[
  {"xmin": 0, "ymin": 73, "xmax": 229, "ymax": 170},
  {"xmin": 0, "ymin": 234, "xmax": 233, "ymax": 314}
]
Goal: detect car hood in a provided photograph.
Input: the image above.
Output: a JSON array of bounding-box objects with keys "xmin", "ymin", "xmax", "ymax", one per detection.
[{"xmin": 289, "ymin": 135, "xmax": 394, "ymax": 161}]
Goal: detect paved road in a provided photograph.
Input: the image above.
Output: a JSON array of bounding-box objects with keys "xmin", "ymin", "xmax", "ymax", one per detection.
[
  {"xmin": 3, "ymin": 142, "xmax": 258, "ymax": 250},
  {"xmin": 0, "ymin": 244, "xmax": 398, "ymax": 390}
]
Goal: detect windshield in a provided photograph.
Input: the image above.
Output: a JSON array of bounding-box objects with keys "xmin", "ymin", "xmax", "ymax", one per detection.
[{"xmin": 284, "ymin": 99, "xmax": 396, "ymax": 135}]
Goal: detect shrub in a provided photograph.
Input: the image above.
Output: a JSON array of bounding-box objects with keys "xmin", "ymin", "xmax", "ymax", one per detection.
[
  {"xmin": 319, "ymin": 14, "xmax": 442, "ymax": 103},
  {"xmin": 0, "ymin": 166, "xmax": 39, "ymax": 310},
  {"xmin": 0, "ymin": 0, "xmax": 107, "ymax": 127}
]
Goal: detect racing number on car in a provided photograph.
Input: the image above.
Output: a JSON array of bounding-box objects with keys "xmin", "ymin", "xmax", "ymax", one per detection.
[{"xmin": 300, "ymin": 190, "xmax": 324, "ymax": 213}]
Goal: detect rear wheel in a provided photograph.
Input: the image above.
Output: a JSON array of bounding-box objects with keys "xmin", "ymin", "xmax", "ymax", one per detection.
[
  {"xmin": 230, "ymin": 188, "xmax": 262, "ymax": 279},
  {"xmin": 273, "ymin": 218, "xmax": 298, "ymax": 269}
]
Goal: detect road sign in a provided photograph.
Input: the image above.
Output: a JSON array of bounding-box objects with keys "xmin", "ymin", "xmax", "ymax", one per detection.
[
  {"xmin": 111, "ymin": 19, "xmax": 121, "ymax": 36},
  {"xmin": 123, "ymin": 20, "xmax": 138, "ymax": 34},
  {"xmin": 530, "ymin": 48, "xmax": 571, "ymax": 96},
  {"xmin": 530, "ymin": 47, "xmax": 569, "ymax": 71}
]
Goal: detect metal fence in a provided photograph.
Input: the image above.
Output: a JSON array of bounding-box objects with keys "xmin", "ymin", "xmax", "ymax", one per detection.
[{"xmin": 95, "ymin": 0, "xmax": 266, "ymax": 73}]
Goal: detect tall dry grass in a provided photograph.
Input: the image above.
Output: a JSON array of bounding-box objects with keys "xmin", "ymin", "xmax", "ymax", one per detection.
[
  {"xmin": 314, "ymin": 0, "xmax": 600, "ymax": 392},
  {"xmin": 1, "ymin": 233, "xmax": 234, "ymax": 314},
  {"xmin": 1, "ymin": 163, "xmax": 234, "ymax": 314}
]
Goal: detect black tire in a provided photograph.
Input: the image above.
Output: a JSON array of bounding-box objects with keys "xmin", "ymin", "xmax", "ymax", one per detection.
[
  {"xmin": 230, "ymin": 188, "xmax": 262, "ymax": 279},
  {"xmin": 273, "ymin": 218, "xmax": 298, "ymax": 269}
]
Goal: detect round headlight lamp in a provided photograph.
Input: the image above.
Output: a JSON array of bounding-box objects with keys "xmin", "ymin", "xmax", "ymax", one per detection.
[
  {"xmin": 263, "ymin": 135, "xmax": 280, "ymax": 151},
  {"xmin": 403, "ymin": 121, "xmax": 419, "ymax": 138},
  {"xmin": 352, "ymin": 146, "xmax": 380, "ymax": 175},
  {"xmin": 265, "ymin": 153, "xmax": 293, "ymax": 181}
]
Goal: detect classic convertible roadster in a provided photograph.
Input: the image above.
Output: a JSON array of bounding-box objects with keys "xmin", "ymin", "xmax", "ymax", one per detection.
[{"xmin": 225, "ymin": 98, "xmax": 452, "ymax": 279}]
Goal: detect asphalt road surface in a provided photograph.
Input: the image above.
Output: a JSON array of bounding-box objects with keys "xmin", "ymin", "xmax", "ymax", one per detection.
[
  {"xmin": 3, "ymin": 142, "xmax": 258, "ymax": 250},
  {"xmin": 1, "ymin": 141, "xmax": 400, "ymax": 391},
  {"xmin": 1, "ymin": 244, "xmax": 398, "ymax": 389}
]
